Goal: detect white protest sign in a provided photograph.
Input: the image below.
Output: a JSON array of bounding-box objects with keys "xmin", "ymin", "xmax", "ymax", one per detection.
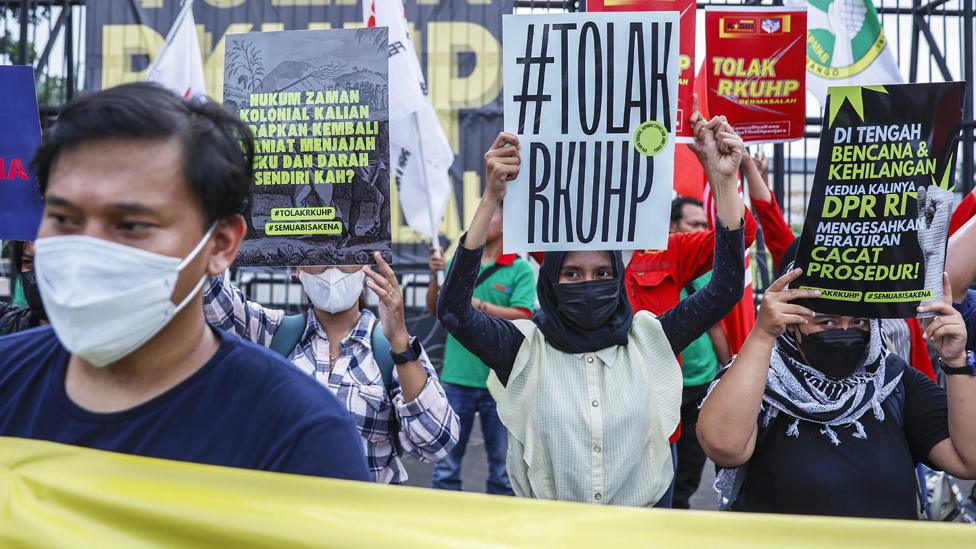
[{"xmin": 502, "ymin": 12, "xmax": 679, "ymax": 253}]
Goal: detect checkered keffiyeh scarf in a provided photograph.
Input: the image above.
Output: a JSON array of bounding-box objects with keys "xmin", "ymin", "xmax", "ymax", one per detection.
[
  {"xmin": 709, "ymin": 321, "xmax": 904, "ymax": 506},
  {"xmin": 757, "ymin": 319, "xmax": 902, "ymax": 445}
]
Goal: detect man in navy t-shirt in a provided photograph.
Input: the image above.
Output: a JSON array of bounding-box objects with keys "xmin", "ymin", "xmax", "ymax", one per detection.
[
  {"xmin": 0, "ymin": 83, "xmax": 369, "ymax": 482},
  {"xmin": 947, "ymin": 214, "xmax": 976, "ymax": 353}
]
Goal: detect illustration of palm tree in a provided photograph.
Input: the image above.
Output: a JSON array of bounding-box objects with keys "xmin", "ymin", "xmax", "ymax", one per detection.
[
  {"xmin": 355, "ymin": 28, "xmax": 388, "ymax": 55},
  {"xmin": 227, "ymin": 40, "xmax": 266, "ymax": 91}
]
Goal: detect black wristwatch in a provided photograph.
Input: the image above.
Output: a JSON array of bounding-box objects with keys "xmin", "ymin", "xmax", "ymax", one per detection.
[
  {"xmin": 938, "ymin": 351, "xmax": 976, "ymax": 376},
  {"xmin": 390, "ymin": 336, "xmax": 422, "ymax": 365}
]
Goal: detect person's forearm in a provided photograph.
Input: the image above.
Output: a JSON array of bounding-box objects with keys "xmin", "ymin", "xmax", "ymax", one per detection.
[
  {"xmin": 394, "ymin": 359, "xmax": 428, "ymax": 403},
  {"xmin": 698, "ymin": 330, "xmax": 774, "ymax": 467},
  {"xmin": 947, "ymin": 216, "xmax": 976, "ymax": 302},
  {"xmin": 204, "ymin": 271, "xmax": 282, "ymax": 345},
  {"xmin": 708, "ymin": 324, "xmax": 731, "ymax": 365},
  {"xmin": 752, "ymin": 195, "xmax": 797, "ymax": 269},
  {"xmin": 464, "ymin": 195, "xmax": 502, "ymax": 250},
  {"xmin": 437, "ymin": 238, "xmax": 524, "ymax": 384},
  {"xmin": 945, "ymin": 369, "xmax": 976, "ymax": 474},
  {"xmin": 744, "ymin": 157, "xmax": 772, "ymax": 202},
  {"xmin": 483, "ymin": 302, "xmax": 532, "ymax": 321},
  {"xmin": 660, "ymin": 226, "xmax": 745, "ymax": 354},
  {"xmin": 711, "ymin": 178, "xmax": 745, "ymax": 230},
  {"xmin": 425, "ymin": 279, "xmax": 439, "ymax": 316}
]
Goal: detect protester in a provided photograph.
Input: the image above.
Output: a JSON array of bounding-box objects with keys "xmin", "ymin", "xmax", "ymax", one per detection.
[
  {"xmin": 744, "ymin": 151, "xmax": 937, "ymax": 380},
  {"xmin": 667, "ymin": 197, "xmax": 730, "ymax": 510},
  {"xmin": 947, "ymin": 215, "xmax": 976, "ymax": 353},
  {"xmin": 624, "ymin": 102, "xmax": 754, "ymax": 507},
  {"xmin": 624, "ymin": 100, "xmax": 757, "ymax": 318},
  {"xmin": 436, "ymin": 119, "xmax": 746, "ymax": 507},
  {"xmin": 698, "ymin": 261, "xmax": 976, "ymax": 519},
  {"xmin": 742, "ymin": 150, "xmax": 794, "ymax": 272},
  {"xmin": 206, "ymin": 254, "xmax": 459, "ymax": 485},
  {"xmin": 425, "ymin": 206, "xmax": 534, "ymax": 494},
  {"xmin": 0, "ymin": 83, "xmax": 370, "ymax": 482},
  {"xmin": 0, "ymin": 240, "xmax": 46, "ymax": 335}
]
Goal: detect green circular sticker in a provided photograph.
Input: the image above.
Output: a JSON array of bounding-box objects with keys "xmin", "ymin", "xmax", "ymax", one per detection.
[{"xmin": 634, "ymin": 120, "xmax": 668, "ymax": 157}]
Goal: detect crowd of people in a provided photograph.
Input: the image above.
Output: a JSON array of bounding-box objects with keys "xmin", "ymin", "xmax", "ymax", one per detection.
[{"xmin": 1, "ymin": 81, "xmax": 975, "ymax": 524}]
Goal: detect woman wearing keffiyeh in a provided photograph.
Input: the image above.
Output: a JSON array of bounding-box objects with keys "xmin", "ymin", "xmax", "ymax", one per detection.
[{"xmin": 698, "ymin": 268, "xmax": 976, "ymax": 520}]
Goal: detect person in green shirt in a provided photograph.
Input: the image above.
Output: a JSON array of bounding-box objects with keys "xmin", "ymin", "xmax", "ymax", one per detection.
[
  {"xmin": 672, "ymin": 270, "xmax": 729, "ymax": 508},
  {"xmin": 426, "ymin": 205, "xmax": 536, "ymax": 494}
]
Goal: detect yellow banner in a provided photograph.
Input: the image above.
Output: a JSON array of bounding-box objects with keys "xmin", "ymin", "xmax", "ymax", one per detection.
[{"xmin": 0, "ymin": 436, "xmax": 972, "ymax": 547}]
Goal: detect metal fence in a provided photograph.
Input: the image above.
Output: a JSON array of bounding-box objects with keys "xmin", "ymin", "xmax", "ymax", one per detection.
[
  {"xmin": 1, "ymin": 0, "xmax": 973, "ymax": 309},
  {"xmin": 7, "ymin": 0, "xmax": 968, "ymax": 224}
]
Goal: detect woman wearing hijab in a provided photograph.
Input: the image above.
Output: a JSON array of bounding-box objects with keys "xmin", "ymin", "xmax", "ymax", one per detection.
[
  {"xmin": 698, "ymin": 265, "xmax": 976, "ymax": 519},
  {"xmin": 204, "ymin": 254, "xmax": 459, "ymax": 484},
  {"xmin": 436, "ymin": 119, "xmax": 748, "ymax": 507}
]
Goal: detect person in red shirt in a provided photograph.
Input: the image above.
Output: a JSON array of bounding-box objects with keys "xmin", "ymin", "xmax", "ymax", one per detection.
[
  {"xmin": 744, "ymin": 149, "xmax": 940, "ymax": 380},
  {"xmin": 624, "ymin": 148, "xmax": 757, "ymax": 318},
  {"xmin": 949, "ymin": 186, "xmax": 976, "ymax": 235}
]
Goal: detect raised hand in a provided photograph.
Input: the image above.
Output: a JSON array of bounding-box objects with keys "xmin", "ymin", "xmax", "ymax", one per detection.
[
  {"xmin": 753, "ymin": 148, "xmax": 769, "ymax": 184},
  {"xmin": 365, "ymin": 251, "xmax": 409, "ymax": 351},
  {"xmin": 755, "ymin": 268, "xmax": 819, "ymax": 339},
  {"xmin": 484, "ymin": 132, "xmax": 521, "ymax": 202},
  {"xmin": 695, "ymin": 116, "xmax": 746, "ymax": 228},
  {"xmin": 687, "ymin": 93, "xmax": 707, "ymax": 161},
  {"xmin": 918, "ymin": 273, "xmax": 969, "ymax": 366},
  {"xmin": 428, "ymin": 247, "xmax": 446, "ymax": 273},
  {"xmin": 700, "ymin": 116, "xmax": 746, "ymax": 183}
]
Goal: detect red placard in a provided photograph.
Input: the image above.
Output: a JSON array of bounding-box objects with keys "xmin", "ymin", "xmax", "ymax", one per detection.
[
  {"xmin": 704, "ymin": 7, "xmax": 806, "ymax": 144},
  {"xmin": 588, "ymin": 0, "xmax": 695, "ymax": 143}
]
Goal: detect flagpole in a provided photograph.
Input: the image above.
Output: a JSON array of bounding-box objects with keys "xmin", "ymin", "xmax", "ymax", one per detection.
[
  {"xmin": 145, "ymin": 0, "xmax": 194, "ymax": 78},
  {"xmin": 411, "ymin": 110, "xmax": 445, "ymax": 285}
]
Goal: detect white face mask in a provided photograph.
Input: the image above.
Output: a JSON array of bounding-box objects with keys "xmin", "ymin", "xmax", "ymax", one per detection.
[
  {"xmin": 34, "ymin": 226, "xmax": 215, "ymax": 368},
  {"xmin": 299, "ymin": 268, "xmax": 365, "ymax": 314}
]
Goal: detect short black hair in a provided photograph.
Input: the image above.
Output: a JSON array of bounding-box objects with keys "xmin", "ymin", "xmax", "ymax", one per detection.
[
  {"xmin": 32, "ymin": 82, "xmax": 254, "ymax": 225},
  {"xmin": 670, "ymin": 196, "xmax": 704, "ymax": 223}
]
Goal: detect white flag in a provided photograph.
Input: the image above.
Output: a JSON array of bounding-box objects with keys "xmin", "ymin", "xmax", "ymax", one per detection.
[
  {"xmin": 788, "ymin": 0, "xmax": 903, "ymax": 106},
  {"xmin": 365, "ymin": 0, "xmax": 454, "ymax": 239},
  {"xmin": 146, "ymin": 0, "xmax": 206, "ymax": 99}
]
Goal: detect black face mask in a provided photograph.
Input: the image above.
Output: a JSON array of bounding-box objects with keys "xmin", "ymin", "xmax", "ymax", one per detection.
[
  {"xmin": 554, "ymin": 279, "xmax": 620, "ymax": 331},
  {"xmin": 19, "ymin": 271, "xmax": 46, "ymax": 322},
  {"xmin": 798, "ymin": 328, "xmax": 870, "ymax": 380}
]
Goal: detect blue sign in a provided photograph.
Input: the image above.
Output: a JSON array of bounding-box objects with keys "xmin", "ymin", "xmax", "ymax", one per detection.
[{"xmin": 0, "ymin": 66, "xmax": 43, "ymax": 240}]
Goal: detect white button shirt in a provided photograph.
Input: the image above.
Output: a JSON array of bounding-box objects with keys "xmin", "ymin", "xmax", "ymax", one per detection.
[{"xmin": 488, "ymin": 311, "xmax": 682, "ymax": 507}]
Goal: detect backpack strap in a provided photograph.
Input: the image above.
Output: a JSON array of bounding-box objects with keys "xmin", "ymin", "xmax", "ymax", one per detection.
[
  {"xmin": 371, "ymin": 320, "xmax": 396, "ymax": 391},
  {"xmin": 475, "ymin": 262, "xmax": 505, "ymax": 290},
  {"xmin": 371, "ymin": 319, "xmax": 404, "ymax": 457},
  {"xmin": 269, "ymin": 313, "xmax": 306, "ymax": 357}
]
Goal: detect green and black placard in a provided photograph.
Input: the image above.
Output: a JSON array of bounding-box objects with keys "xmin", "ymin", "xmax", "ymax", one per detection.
[{"xmin": 793, "ymin": 82, "xmax": 965, "ymax": 318}]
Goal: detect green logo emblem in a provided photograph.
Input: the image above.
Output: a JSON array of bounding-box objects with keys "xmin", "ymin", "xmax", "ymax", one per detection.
[
  {"xmin": 806, "ymin": 0, "xmax": 888, "ymax": 79},
  {"xmin": 634, "ymin": 120, "xmax": 668, "ymax": 157}
]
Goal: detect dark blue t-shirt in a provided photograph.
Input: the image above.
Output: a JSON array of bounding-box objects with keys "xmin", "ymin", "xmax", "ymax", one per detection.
[
  {"xmin": 955, "ymin": 289, "xmax": 976, "ymax": 354},
  {"xmin": 0, "ymin": 326, "xmax": 370, "ymax": 481}
]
